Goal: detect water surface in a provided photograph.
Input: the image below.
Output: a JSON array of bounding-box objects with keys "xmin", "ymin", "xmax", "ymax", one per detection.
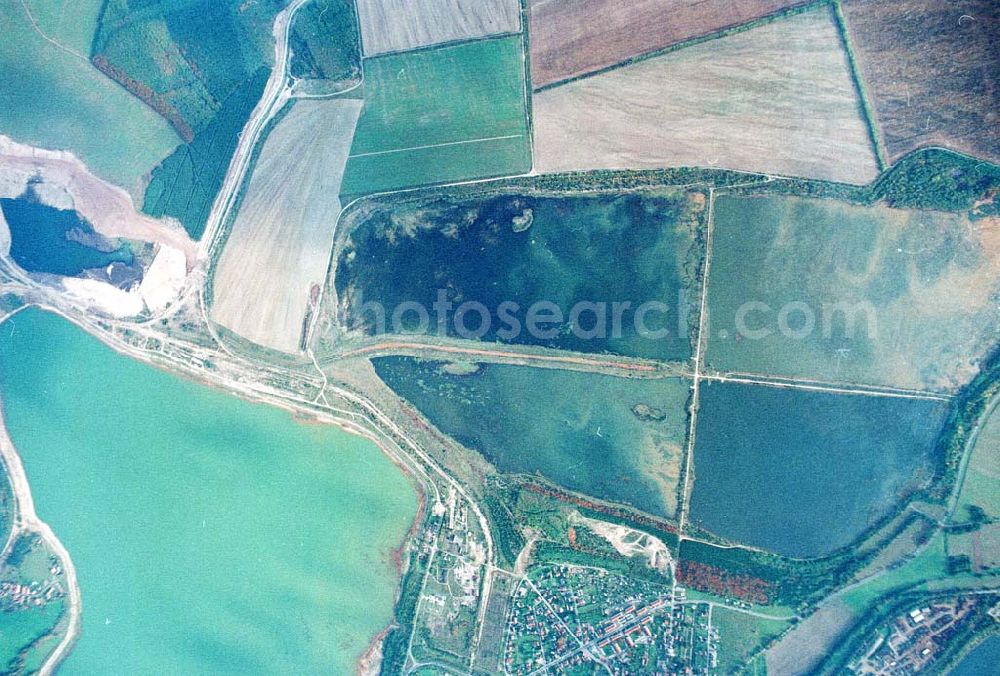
[
  {"xmin": 375, "ymin": 357, "xmax": 690, "ymax": 517},
  {"xmin": 0, "ymin": 309, "xmax": 417, "ymax": 673},
  {"xmin": 950, "ymin": 634, "xmax": 1000, "ymax": 676},
  {"xmin": 690, "ymin": 382, "xmax": 947, "ymax": 557},
  {"xmin": 1, "ymin": 195, "xmax": 133, "ymax": 276}
]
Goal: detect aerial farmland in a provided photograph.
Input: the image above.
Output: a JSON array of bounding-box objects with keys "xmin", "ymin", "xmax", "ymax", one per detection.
[
  {"xmin": 532, "ymin": 7, "xmax": 880, "ymax": 183},
  {"xmin": 339, "ymin": 36, "xmax": 531, "ymax": 196},
  {"xmin": 210, "ymin": 99, "xmax": 361, "ymax": 353},
  {"xmin": 843, "ymin": 0, "xmax": 999, "ymax": 163},
  {"xmin": 1, "ymin": 0, "xmax": 999, "ymax": 673},
  {"xmin": 356, "ymin": 0, "xmax": 520, "ymax": 56},
  {"xmin": 528, "ymin": 0, "xmax": 807, "ymax": 88}
]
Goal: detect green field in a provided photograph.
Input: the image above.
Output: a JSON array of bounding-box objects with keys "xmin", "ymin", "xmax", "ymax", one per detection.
[
  {"xmin": 0, "ymin": 457, "xmax": 12, "ymax": 551},
  {"xmin": 92, "ymin": 0, "xmax": 286, "ymax": 237},
  {"xmin": 92, "ymin": 0, "xmax": 282, "ymax": 139},
  {"xmin": 288, "ymin": 0, "xmax": 361, "ymax": 84},
  {"xmin": 142, "ymin": 67, "xmax": 269, "ymax": 239},
  {"xmin": 712, "ymin": 606, "xmax": 790, "ymax": 673},
  {"xmin": 340, "ymin": 36, "xmax": 531, "ymax": 196},
  {"xmin": 0, "ymin": 0, "xmax": 179, "ymax": 195},
  {"xmin": 690, "ymin": 382, "xmax": 948, "ymax": 557},
  {"xmin": 705, "ymin": 194, "xmax": 1000, "ymax": 392},
  {"xmin": 23, "ymin": 0, "xmax": 103, "ymax": 54},
  {"xmin": 374, "ymin": 358, "xmax": 691, "ymax": 519},
  {"xmin": 955, "ymin": 399, "xmax": 1000, "ymax": 522},
  {"xmin": 841, "ymin": 532, "xmax": 950, "ymax": 613}
]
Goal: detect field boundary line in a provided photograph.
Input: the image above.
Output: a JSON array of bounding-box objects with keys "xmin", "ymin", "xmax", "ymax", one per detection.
[
  {"xmin": 361, "ymin": 30, "xmax": 523, "ymax": 61},
  {"xmin": 533, "ymin": 0, "xmax": 826, "ymax": 94},
  {"xmin": 700, "ymin": 373, "xmax": 952, "ymax": 402},
  {"xmin": 518, "ymin": 0, "xmax": 536, "ymax": 173},
  {"xmin": 17, "ymin": 0, "xmax": 90, "ymax": 63},
  {"xmin": 703, "ymin": 370, "xmax": 954, "ymax": 400},
  {"xmin": 831, "ymin": 0, "xmax": 889, "ymax": 169},
  {"xmin": 333, "ymin": 337, "xmax": 691, "ymax": 378},
  {"xmin": 348, "ymin": 134, "xmax": 525, "ymax": 159},
  {"xmin": 676, "ymin": 187, "xmax": 716, "ymax": 539}
]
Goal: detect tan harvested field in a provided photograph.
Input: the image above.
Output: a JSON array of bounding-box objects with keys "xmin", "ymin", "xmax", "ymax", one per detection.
[
  {"xmin": 533, "ymin": 7, "xmax": 880, "ymax": 184},
  {"xmin": 529, "ymin": 0, "xmax": 805, "ymax": 88},
  {"xmin": 843, "ymin": 0, "xmax": 999, "ymax": 163},
  {"xmin": 356, "ymin": 0, "xmax": 520, "ymax": 56},
  {"xmin": 766, "ymin": 601, "xmax": 855, "ymax": 675},
  {"xmin": 210, "ymin": 99, "xmax": 362, "ymax": 353}
]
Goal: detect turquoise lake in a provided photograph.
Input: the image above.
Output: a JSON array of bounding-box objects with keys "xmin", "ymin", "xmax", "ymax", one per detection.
[{"xmin": 0, "ymin": 308, "xmax": 417, "ymax": 673}]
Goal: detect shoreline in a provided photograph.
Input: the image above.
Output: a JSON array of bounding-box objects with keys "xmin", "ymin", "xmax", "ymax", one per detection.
[
  {"xmin": 0, "ymin": 402, "xmax": 82, "ymax": 675},
  {"xmin": 0, "ymin": 305, "xmax": 432, "ymax": 674}
]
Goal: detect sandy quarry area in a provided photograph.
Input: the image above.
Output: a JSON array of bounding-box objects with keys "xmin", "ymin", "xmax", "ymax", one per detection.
[
  {"xmin": 356, "ymin": 0, "xmax": 520, "ymax": 56},
  {"xmin": 0, "ymin": 135, "xmax": 196, "ymax": 265},
  {"xmin": 571, "ymin": 511, "xmax": 673, "ymax": 573},
  {"xmin": 529, "ymin": 0, "xmax": 805, "ymax": 88},
  {"xmin": 532, "ymin": 8, "xmax": 880, "ymax": 185},
  {"xmin": 210, "ymin": 98, "xmax": 362, "ymax": 353}
]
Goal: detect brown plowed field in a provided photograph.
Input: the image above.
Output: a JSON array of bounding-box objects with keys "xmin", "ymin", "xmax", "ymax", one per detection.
[
  {"xmin": 843, "ymin": 0, "xmax": 999, "ymax": 162},
  {"xmin": 528, "ymin": 0, "xmax": 807, "ymax": 88}
]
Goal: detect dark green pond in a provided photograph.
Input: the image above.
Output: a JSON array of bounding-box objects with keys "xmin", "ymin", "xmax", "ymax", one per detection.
[
  {"xmin": 1, "ymin": 192, "xmax": 132, "ymax": 276},
  {"xmin": 339, "ymin": 191, "xmax": 703, "ymax": 360},
  {"xmin": 689, "ymin": 382, "xmax": 948, "ymax": 558}
]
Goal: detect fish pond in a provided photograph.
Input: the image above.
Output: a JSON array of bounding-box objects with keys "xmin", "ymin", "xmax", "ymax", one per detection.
[
  {"xmin": 338, "ymin": 190, "xmax": 704, "ymax": 360},
  {"xmin": 1, "ymin": 193, "xmax": 133, "ymax": 277},
  {"xmin": 950, "ymin": 634, "xmax": 1000, "ymax": 676},
  {"xmin": 373, "ymin": 357, "xmax": 691, "ymax": 518},
  {"xmin": 0, "ymin": 309, "xmax": 417, "ymax": 673},
  {"xmin": 689, "ymin": 381, "xmax": 948, "ymax": 558}
]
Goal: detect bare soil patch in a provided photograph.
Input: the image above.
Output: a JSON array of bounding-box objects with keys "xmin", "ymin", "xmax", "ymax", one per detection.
[
  {"xmin": 529, "ymin": 0, "xmax": 806, "ymax": 88},
  {"xmin": 357, "ymin": 0, "xmax": 520, "ymax": 56},
  {"xmin": 843, "ymin": 0, "xmax": 999, "ymax": 163}
]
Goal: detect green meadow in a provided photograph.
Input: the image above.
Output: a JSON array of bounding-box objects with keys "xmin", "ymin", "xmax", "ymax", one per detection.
[
  {"xmin": 0, "ymin": 1, "xmax": 179, "ymax": 195},
  {"xmin": 0, "ymin": 309, "xmax": 417, "ymax": 673},
  {"xmin": 22, "ymin": 0, "xmax": 103, "ymax": 55},
  {"xmin": 92, "ymin": 0, "xmax": 288, "ymax": 236},
  {"xmin": 712, "ymin": 607, "xmax": 790, "ymax": 673},
  {"xmin": 954, "ymin": 399, "xmax": 1000, "ymax": 522},
  {"xmin": 374, "ymin": 358, "xmax": 691, "ymax": 519},
  {"xmin": 288, "ymin": 0, "xmax": 361, "ymax": 83},
  {"xmin": 340, "ymin": 36, "xmax": 531, "ymax": 196}
]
